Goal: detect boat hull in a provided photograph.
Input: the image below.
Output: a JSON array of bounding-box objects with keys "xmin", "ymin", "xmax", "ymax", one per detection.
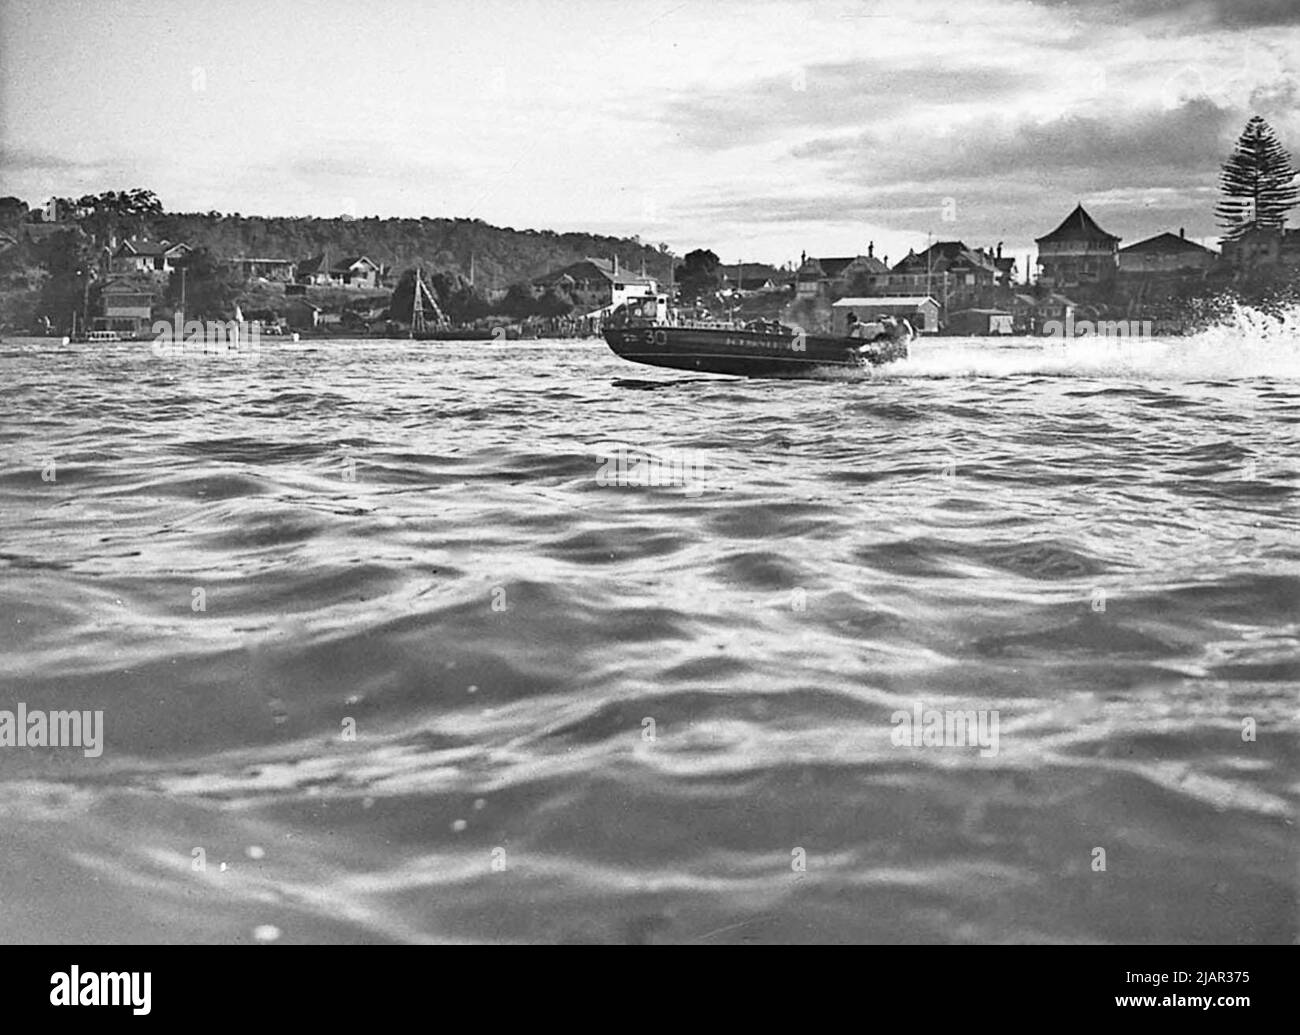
[{"xmin": 603, "ymin": 325, "xmax": 907, "ymax": 377}]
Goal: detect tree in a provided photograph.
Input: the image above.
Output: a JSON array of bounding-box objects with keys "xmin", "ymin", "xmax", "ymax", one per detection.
[
  {"xmin": 0, "ymin": 196, "xmax": 28, "ymax": 232},
  {"xmin": 534, "ymin": 286, "xmax": 574, "ymax": 319},
  {"xmin": 165, "ymin": 247, "xmax": 242, "ymax": 318},
  {"xmin": 33, "ymin": 228, "xmax": 96, "ymax": 332},
  {"xmin": 497, "ymin": 283, "xmax": 539, "ymax": 319},
  {"xmin": 1216, "ymin": 116, "xmax": 1298, "ymax": 239},
  {"xmin": 674, "ymin": 248, "xmax": 721, "ymax": 303}
]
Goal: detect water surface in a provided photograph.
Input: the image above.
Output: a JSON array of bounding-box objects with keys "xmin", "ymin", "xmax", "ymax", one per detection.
[{"xmin": 1, "ymin": 324, "xmax": 1296, "ymax": 943}]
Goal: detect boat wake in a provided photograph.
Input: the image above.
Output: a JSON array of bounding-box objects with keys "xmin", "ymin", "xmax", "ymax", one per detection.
[{"xmin": 821, "ymin": 303, "xmax": 1300, "ymax": 382}]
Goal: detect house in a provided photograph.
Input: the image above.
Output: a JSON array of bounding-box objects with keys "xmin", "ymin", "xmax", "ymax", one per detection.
[
  {"xmin": 295, "ymin": 255, "xmax": 382, "ymax": 289},
  {"xmin": 831, "ymin": 296, "xmax": 940, "ymax": 335},
  {"xmin": 946, "ymin": 308, "xmax": 1015, "ymax": 336},
  {"xmin": 877, "ymin": 241, "xmax": 1007, "ymax": 308},
  {"xmin": 1035, "ymin": 204, "xmax": 1121, "ymax": 290},
  {"xmin": 295, "ymin": 255, "xmax": 330, "ymax": 286},
  {"xmin": 96, "ymin": 280, "xmax": 156, "ymax": 337},
  {"xmin": 1010, "ymin": 293, "xmax": 1076, "ymax": 334},
  {"xmin": 795, "ymin": 246, "xmax": 889, "ymax": 300},
  {"xmin": 325, "ymin": 256, "xmax": 382, "ymax": 290},
  {"xmin": 1219, "ymin": 225, "xmax": 1300, "ymax": 270},
  {"xmin": 1118, "ymin": 230, "xmax": 1216, "ymax": 276},
  {"xmin": 234, "ymin": 257, "xmax": 298, "ymax": 282},
  {"xmin": 531, "ymin": 256, "xmax": 657, "ymax": 312},
  {"xmin": 111, "ymin": 239, "xmax": 192, "ymax": 277}
]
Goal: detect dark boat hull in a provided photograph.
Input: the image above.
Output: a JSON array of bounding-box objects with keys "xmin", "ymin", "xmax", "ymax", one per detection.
[
  {"xmin": 413, "ymin": 329, "xmax": 497, "ymax": 341},
  {"xmin": 603, "ymin": 324, "xmax": 906, "ymax": 377}
]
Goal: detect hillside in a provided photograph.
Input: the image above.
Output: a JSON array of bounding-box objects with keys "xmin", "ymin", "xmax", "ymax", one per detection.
[{"xmin": 142, "ymin": 212, "xmax": 675, "ymax": 291}]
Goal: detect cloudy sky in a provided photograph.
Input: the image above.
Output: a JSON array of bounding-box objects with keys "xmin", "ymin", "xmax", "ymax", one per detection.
[{"xmin": 2, "ymin": 0, "xmax": 1298, "ymax": 270}]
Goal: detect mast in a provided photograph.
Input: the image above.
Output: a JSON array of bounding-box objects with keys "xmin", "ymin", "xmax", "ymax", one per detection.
[{"xmin": 411, "ymin": 266, "xmax": 426, "ymax": 337}]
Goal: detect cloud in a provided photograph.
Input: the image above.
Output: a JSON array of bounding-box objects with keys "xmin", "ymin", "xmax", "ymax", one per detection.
[
  {"xmin": 0, "ymin": 147, "xmax": 109, "ymax": 176},
  {"xmin": 663, "ymin": 60, "xmax": 1042, "ymax": 150},
  {"xmin": 1029, "ymin": 0, "xmax": 1300, "ymax": 28},
  {"xmin": 793, "ymin": 97, "xmax": 1237, "ymax": 190},
  {"xmin": 670, "ymin": 99, "xmax": 1246, "ymax": 249}
]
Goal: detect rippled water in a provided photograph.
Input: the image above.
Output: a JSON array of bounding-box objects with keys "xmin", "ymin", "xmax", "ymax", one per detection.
[{"xmin": 1, "ymin": 318, "xmax": 1297, "ymax": 944}]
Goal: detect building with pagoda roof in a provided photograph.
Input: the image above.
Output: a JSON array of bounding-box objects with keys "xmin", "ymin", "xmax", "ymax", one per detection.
[{"xmin": 1035, "ymin": 203, "xmax": 1121, "ymax": 291}]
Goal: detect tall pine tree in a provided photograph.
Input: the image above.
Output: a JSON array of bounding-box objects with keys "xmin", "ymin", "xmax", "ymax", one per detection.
[{"xmin": 1215, "ymin": 116, "xmax": 1298, "ymax": 239}]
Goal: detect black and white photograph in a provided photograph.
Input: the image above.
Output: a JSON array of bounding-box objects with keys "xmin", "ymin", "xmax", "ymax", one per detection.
[{"xmin": 0, "ymin": 0, "xmax": 1296, "ymax": 990}]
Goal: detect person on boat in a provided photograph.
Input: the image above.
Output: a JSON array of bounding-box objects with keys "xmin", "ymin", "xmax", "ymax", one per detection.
[{"xmin": 845, "ymin": 311, "xmax": 860, "ymax": 336}]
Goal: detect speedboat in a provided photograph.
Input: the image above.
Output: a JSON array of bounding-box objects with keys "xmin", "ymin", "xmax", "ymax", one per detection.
[{"xmin": 602, "ymin": 308, "xmax": 909, "ymax": 378}]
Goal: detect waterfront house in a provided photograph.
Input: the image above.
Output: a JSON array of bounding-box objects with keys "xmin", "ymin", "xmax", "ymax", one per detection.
[
  {"xmin": 294, "ymin": 254, "xmax": 382, "ymax": 289},
  {"xmin": 795, "ymin": 246, "xmax": 889, "ymax": 300},
  {"xmin": 328, "ymin": 256, "xmax": 382, "ymax": 290},
  {"xmin": 295, "ymin": 255, "xmax": 330, "ymax": 286},
  {"xmin": 531, "ymin": 256, "xmax": 657, "ymax": 312},
  {"xmin": 234, "ymin": 257, "xmax": 298, "ymax": 282},
  {"xmin": 1009, "ymin": 292, "xmax": 1076, "ymax": 334},
  {"xmin": 1035, "ymin": 204, "xmax": 1120, "ymax": 290},
  {"xmin": 946, "ymin": 308, "xmax": 1015, "ymax": 336},
  {"xmin": 876, "ymin": 242, "xmax": 1007, "ymax": 309},
  {"xmin": 97, "ymin": 279, "xmax": 155, "ymax": 337},
  {"xmin": 111, "ymin": 239, "xmax": 192, "ymax": 277},
  {"xmin": 1219, "ymin": 225, "xmax": 1300, "ymax": 271},
  {"xmin": 1118, "ymin": 230, "xmax": 1216, "ymax": 276}
]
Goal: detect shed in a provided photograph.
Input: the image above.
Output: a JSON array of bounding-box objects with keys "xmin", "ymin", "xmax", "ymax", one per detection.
[{"xmin": 832, "ymin": 296, "xmax": 940, "ymax": 335}]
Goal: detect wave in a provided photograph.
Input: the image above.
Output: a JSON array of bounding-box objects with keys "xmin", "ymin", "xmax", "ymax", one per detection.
[{"xmin": 857, "ymin": 303, "xmax": 1300, "ymax": 382}]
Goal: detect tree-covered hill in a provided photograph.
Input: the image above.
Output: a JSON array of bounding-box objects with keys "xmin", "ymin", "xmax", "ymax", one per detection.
[{"xmin": 141, "ymin": 211, "xmax": 674, "ymax": 290}]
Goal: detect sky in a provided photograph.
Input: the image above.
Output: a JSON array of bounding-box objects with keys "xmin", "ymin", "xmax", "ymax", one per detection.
[{"xmin": 1, "ymin": 0, "xmax": 1298, "ymax": 270}]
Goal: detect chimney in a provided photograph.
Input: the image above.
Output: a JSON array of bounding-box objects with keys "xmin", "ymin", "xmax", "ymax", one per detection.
[
  {"xmin": 997, "ymin": 242, "xmax": 1003, "ymax": 259},
  {"xmin": 868, "ymin": 241, "xmax": 874, "ymax": 258},
  {"xmin": 1180, "ymin": 227, "xmax": 1185, "ymax": 238}
]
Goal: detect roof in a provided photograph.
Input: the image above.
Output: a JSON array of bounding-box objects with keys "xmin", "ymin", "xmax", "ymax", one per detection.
[
  {"xmin": 330, "ymin": 255, "xmax": 379, "ymax": 273},
  {"xmin": 818, "ymin": 257, "xmax": 856, "ymax": 278},
  {"xmin": 1036, "ymin": 204, "xmax": 1120, "ymax": 244},
  {"xmin": 892, "ymin": 241, "xmax": 1001, "ymax": 274},
  {"xmin": 533, "ymin": 257, "xmax": 655, "ymax": 287},
  {"xmin": 1120, "ymin": 232, "xmax": 1215, "ymax": 256},
  {"xmin": 297, "ymin": 255, "xmax": 325, "ymax": 275},
  {"xmin": 832, "ymin": 296, "xmax": 938, "ymax": 307},
  {"xmin": 116, "ymin": 239, "xmax": 185, "ymax": 257}
]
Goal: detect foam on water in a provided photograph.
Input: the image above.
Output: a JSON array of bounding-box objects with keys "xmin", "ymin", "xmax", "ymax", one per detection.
[{"xmin": 875, "ymin": 303, "xmax": 1300, "ymax": 382}]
